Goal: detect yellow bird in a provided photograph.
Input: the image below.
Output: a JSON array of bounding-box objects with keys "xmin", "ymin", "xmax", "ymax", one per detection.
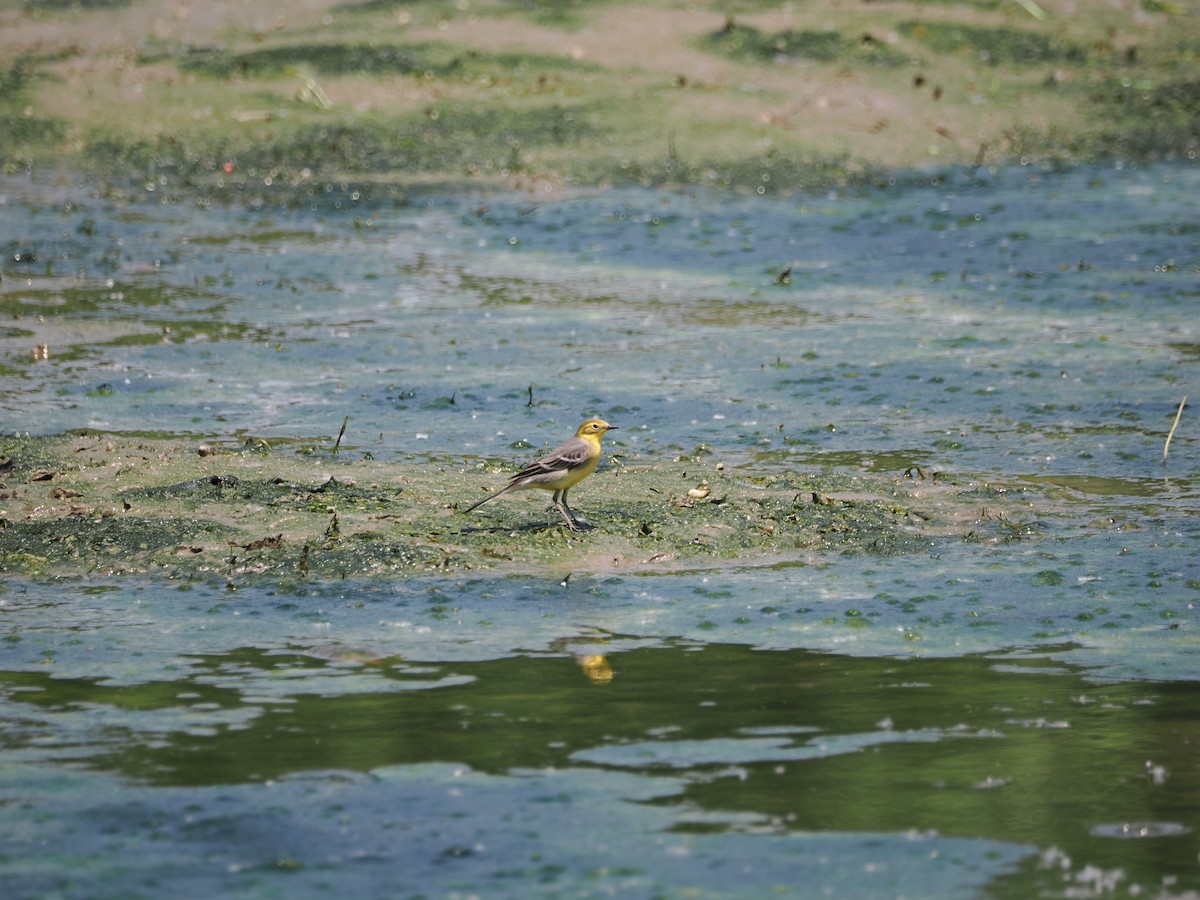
[{"xmin": 464, "ymin": 418, "xmax": 618, "ymax": 531}]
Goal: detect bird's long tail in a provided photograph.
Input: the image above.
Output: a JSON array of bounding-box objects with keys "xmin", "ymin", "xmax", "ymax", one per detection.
[{"xmin": 462, "ymin": 483, "xmax": 514, "ymax": 514}]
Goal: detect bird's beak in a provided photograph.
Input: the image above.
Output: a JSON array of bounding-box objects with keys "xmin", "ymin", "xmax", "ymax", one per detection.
[{"xmin": 607, "ymin": 425, "xmax": 619, "ymax": 430}]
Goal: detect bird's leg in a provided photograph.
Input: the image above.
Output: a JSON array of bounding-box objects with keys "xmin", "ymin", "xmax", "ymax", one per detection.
[
  {"xmin": 556, "ymin": 489, "xmax": 590, "ymax": 531},
  {"xmin": 552, "ymin": 490, "xmax": 576, "ymax": 530}
]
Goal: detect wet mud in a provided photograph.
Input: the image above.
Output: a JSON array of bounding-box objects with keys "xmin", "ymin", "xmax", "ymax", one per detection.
[{"xmin": 0, "ymin": 431, "xmax": 1032, "ymax": 580}]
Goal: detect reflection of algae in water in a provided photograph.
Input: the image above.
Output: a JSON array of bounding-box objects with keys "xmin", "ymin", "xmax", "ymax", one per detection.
[
  {"xmin": 8, "ymin": 640, "xmax": 1196, "ymax": 888},
  {"xmin": 2, "ymin": 638, "xmax": 1195, "ymax": 897}
]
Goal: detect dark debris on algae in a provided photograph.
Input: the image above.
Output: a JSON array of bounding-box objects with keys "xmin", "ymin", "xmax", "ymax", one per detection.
[{"xmin": 0, "ymin": 432, "xmax": 1040, "ymax": 581}]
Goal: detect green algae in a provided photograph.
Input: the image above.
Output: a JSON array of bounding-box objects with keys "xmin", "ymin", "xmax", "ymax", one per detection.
[
  {"xmin": 82, "ymin": 100, "xmax": 609, "ymax": 185},
  {"xmin": 25, "ymin": 0, "xmax": 132, "ymax": 7},
  {"xmin": 0, "ymin": 431, "xmax": 1034, "ymax": 580},
  {"xmin": 172, "ymin": 41, "xmax": 591, "ymax": 82},
  {"xmin": 174, "ymin": 41, "xmax": 466, "ymax": 79},
  {"xmin": 896, "ymin": 20, "xmax": 1087, "ymax": 67},
  {"xmin": 700, "ymin": 22, "xmax": 912, "ymax": 68},
  {"xmin": 1091, "ymin": 76, "xmax": 1200, "ymax": 157},
  {"xmin": 1, "ymin": 281, "xmax": 222, "ymax": 316},
  {"xmin": 0, "ymin": 515, "xmax": 236, "ymax": 563},
  {"xmin": 4, "ymin": 0, "xmax": 1197, "ymax": 186}
]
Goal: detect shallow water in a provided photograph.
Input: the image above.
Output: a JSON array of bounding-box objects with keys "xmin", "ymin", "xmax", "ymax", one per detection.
[
  {"xmin": 2, "ymin": 162, "xmax": 1199, "ymax": 897},
  {"xmin": 2, "ymin": 572, "xmax": 1198, "ymax": 898},
  {"xmin": 3, "ymin": 164, "xmax": 1195, "ymax": 477}
]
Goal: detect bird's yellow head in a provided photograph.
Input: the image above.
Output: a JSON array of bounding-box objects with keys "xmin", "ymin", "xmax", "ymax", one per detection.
[{"xmin": 576, "ymin": 418, "xmax": 617, "ymax": 439}]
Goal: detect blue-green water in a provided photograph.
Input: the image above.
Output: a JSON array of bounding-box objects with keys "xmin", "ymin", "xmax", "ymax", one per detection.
[
  {"xmin": 3, "ymin": 163, "xmax": 1195, "ymax": 479},
  {"xmin": 2, "ymin": 161, "xmax": 1198, "ymax": 897}
]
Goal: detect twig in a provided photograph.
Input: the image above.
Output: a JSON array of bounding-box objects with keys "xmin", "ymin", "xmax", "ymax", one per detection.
[
  {"xmin": 333, "ymin": 416, "xmax": 349, "ymax": 455},
  {"xmin": 1163, "ymin": 396, "xmax": 1186, "ymax": 465},
  {"xmin": 527, "ymin": 384, "xmax": 534, "ymax": 408}
]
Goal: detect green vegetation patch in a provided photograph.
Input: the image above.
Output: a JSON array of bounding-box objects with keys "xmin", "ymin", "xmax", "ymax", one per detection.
[
  {"xmin": 0, "ymin": 56, "xmax": 69, "ymax": 172},
  {"xmin": 167, "ymin": 40, "xmax": 591, "ymax": 82},
  {"xmin": 700, "ymin": 22, "xmax": 911, "ymax": 68},
  {"xmin": 897, "ymin": 20, "xmax": 1088, "ymax": 66},
  {"xmin": 1, "ymin": 57, "xmax": 38, "ymax": 96},
  {"xmin": 23, "ymin": 0, "xmax": 133, "ymax": 8},
  {"xmin": 1089, "ymin": 77, "xmax": 1200, "ymax": 156},
  {"xmin": 174, "ymin": 41, "xmax": 467, "ymax": 79},
  {"xmin": 81, "ymin": 97, "xmax": 604, "ymax": 182},
  {"xmin": 339, "ymin": 0, "xmax": 608, "ymax": 28},
  {"xmin": 0, "ymin": 113, "xmax": 65, "ymax": 148}
]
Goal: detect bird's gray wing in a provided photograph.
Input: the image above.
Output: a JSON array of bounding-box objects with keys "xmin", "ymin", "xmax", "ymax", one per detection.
[{"xmin": 510, "ymin": 437, "xmax": 591, "ymax": 482}]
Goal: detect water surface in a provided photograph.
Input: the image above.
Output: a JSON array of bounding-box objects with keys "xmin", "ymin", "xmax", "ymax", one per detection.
[{"xmin": 1, "ymin": 161, "xmax": 1198, "ymax": 897}]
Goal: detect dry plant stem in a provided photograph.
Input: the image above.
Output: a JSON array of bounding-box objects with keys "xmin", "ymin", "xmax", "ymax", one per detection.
[{"xmin": 1163, "ymin": 396, "xmax": 1186, "ymax": 465}]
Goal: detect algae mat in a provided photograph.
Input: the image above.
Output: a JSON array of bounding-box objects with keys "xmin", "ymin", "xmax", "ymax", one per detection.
[
  {"xmin": 2, "ymin": 0, "xmax": 1198, "ymax": 188},
  {"xmin": 0, "ymin": 430, "xmax": 1024, "ymax": 579}
]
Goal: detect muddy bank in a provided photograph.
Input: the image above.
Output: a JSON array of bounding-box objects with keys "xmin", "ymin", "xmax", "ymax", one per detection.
[
  {"xmin": 1, "ymin": 0, "xmax": 1197, "ymax": 191},
  {"xmin": 0, "ymin": 431, "xmax": 1036, "ymax": 580}
]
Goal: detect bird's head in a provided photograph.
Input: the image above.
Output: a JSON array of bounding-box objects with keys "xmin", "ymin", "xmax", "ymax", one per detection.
[{"xmin": 576, "ymin": 418, "xmax": 617, "ymax": 438}]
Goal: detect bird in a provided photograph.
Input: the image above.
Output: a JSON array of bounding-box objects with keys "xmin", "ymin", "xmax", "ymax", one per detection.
[{"xmin": 463, "ymin": 418, "xmax": 618, "ymax": 531}]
